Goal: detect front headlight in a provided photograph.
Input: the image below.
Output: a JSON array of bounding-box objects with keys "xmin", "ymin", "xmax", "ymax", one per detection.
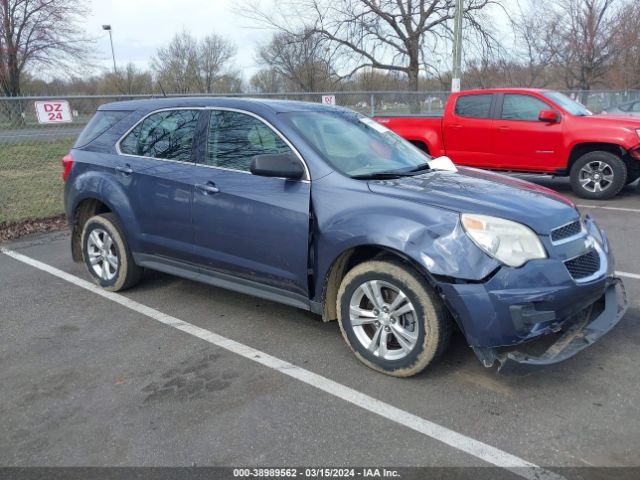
[{"xmin": 461, "ymin": 214, "xmax": 547, "ymax": 267}]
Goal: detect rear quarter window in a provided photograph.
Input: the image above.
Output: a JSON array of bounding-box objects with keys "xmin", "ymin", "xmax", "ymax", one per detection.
[
  {"xmin": 454, "ymin": 94, "xmax": 493, "ymax": 119},
  {"xmin": 74, "ymin": 111, "xmax": 130, "ymax": 147}
]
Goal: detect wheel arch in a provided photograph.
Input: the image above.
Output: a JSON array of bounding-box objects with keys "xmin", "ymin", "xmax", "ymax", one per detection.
[
  {"xmin": 70, "ymin": 197, "xmax": 114, "ymax": 262},
  {"xmin": 408, "ymin": 140, "xmax": 431, "ymax": 154},
  {"xmin": 568, "ymin": 142, "xmax": 626, "ymax": 171},
  {"xmin": 320, "ymin": 244, "xmax": 436, "ymax": 322}
]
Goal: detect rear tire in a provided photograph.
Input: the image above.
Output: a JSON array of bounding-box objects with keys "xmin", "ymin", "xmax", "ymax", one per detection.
[
  {"xmin": 569, "ymin": 151, "xmax": 627, "ymax": 199},
  {"xmin": 81, "ymin": 213, "xmax": 142, "ymax": 291},
  {"xmin": 337, "ymin": 260, "xmax": 450, "ymax": 377}
]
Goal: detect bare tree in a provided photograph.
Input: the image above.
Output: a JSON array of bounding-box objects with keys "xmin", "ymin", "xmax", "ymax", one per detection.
[
  {"xmin": 247, "ymin": 0, "xmax": 496, "ymax": 94},
  {"xmin": 250, "ymin": 68, "xmax": 285, "ymax": 93},
  {"xmin": 98, "ymin": 63, "xmax": 153, "ymax": 95},
  {"xmin": 555, "ymin": 0, "xmax": 619, "ymax": 92},
  {"xmin": 0, "ymin": 0, "xmax": 90, "ymax": 97},
  {"xmin": 151, "ymin": 30, "xmax": 237, "ymax": 93},
  {"xmin": 257, "ymin": 31, "xmax": 339, "ymax": 91},
  {"xmin": 197, "ymin": 34, "xmax": 237, "ymax": 93},
  {"xmin": 515, "ymin": 0, "xmax": 620, "ymax": 93},
  {"xmin": 608, "ymin": 0, "xmax": 640, "ymax": 89}
]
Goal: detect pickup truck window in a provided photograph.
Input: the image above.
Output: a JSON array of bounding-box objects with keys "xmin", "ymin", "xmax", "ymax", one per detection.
[
  {"xmin": 207, "ymin": 110, "xmax": 292, "ymax": 172},
  {"xmin": 285, "ymin": 111, "xmax": 427, "ymax": 177},
  {"xmin": 120, "ymin": 109, "xmax": 199, "ymax": 162},
  {"xmin": 454, "ymin": 94, "xmax": 493, "ymax": 119},
  {"xmin": 501, "ymin": 94, "xmax": 551, "ymax": 121}
]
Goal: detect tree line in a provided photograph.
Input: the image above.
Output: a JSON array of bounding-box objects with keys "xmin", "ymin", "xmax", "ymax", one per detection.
[{"xmin": 1, "ymin": 0, "xmax": 639, "ymax": 98}]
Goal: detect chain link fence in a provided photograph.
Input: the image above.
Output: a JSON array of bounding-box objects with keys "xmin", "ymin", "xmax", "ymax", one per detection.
[{"xmin": 1, "ymin": 90, "xmax": 639, "ymax": 226}]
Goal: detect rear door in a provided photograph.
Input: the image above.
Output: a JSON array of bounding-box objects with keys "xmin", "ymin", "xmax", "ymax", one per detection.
[
  {"xmin": 493, "ymin": 93, "xmax": 564, "ymax": 171},
  {"xmin": 191, "ymin": 109, "xmax": 311, "ymax": 299},
  {"xmin": 117, "ymin": 108, "xmax": 201, "ymax": 261},
  {"xmin": 442, "ymin": 93, "xmax": 496, "ymax": 167}
]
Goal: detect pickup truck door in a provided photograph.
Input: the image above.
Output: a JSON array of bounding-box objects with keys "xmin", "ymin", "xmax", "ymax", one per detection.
[
  {"xmin": 191, "ymin": 109, "xmax": 311, "ymax": 302},
  {"xmin": 492, "ymin": 93, "xmax": 564, "ymax": 172},
  {"xmin": 442, "ymin": 93, "xmax": 496, "ymax": 167}
]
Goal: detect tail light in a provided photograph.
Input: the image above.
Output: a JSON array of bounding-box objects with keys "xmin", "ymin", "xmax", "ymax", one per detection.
[{"xmin": 62, "ymin": 153, "xmax": 73, "ymax": 181}]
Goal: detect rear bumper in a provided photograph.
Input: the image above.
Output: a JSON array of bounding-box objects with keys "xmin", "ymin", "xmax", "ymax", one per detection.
[{"xmin": 478, "ymin": 277, "xmax": 627, "ymax": 373}]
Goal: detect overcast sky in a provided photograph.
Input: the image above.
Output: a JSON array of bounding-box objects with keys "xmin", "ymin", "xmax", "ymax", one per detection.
[
  {"xmin": 84, "ymin": 0, "xmax": 513, "ymax": 81},
  {"xmin": 86, "ymin": 0, "xmax": 275, "ymax": 78}
]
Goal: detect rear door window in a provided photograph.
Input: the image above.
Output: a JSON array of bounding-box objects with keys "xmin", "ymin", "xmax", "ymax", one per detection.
[
  {"xmin": 206, "ymin": 110, "xmax": 292, "ymax": 172},
  {"xmin": 119, "ymin": 109, "xmax": 200, "ymax": 162},
  {"xmin": 501, "ymin": 94, "xmax": 551, "ymax": 121},
  {"xmin": 75, "ymin": 111, "xmax": 130, "ymax": 147},
  {"xmin": 454, "ymin": 94, "xmax": 493, "ymax": 119}
]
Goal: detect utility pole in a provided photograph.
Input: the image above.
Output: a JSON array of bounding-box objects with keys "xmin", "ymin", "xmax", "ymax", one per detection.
[
  {"xmin": 102, "ymin": 25, "xmax": 117, "ymax": 73},
  {"xmin": 451, "ymin": 0, "xmax": 463, "ymax": 92}
]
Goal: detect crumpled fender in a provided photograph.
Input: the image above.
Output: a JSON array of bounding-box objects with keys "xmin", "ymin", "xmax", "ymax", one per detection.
[{"xmin": 312, "ymin": 175, "xmax": 500, "ymax": 299}]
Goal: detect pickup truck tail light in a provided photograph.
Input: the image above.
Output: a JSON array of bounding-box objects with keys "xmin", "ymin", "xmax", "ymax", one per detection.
[{"xmin": 62, "ymin": 153, "xmax": 74, "ymax": 181}]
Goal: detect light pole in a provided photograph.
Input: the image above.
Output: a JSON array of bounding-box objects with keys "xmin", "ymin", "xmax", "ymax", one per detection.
[
  {"xmin": 451, "ymin": 0, "xmax": 463, "ymax": 93},
  {"xmin": 102, "ymin": 25, "xmax": 117, "ymax": 73}
]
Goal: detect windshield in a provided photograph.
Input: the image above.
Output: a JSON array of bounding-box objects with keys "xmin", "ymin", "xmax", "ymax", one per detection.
[
  {"xmin": 542, "ymin": 91, "xmax": 592, "ymax": 116},
  {"xmin": 284, "ymin": 111, "xmax": 431, "ymax": 178}
]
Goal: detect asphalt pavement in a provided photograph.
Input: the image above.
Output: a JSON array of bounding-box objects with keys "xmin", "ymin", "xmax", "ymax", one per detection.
[{"xmin": 0, "ymin": 181, "xmax": 638, "ymax": 477}]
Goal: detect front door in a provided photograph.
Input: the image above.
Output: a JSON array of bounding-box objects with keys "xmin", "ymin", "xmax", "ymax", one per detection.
[
  {"xmin": 493, "ymin": 93, "xmax": 564, "ymax": 172},
  {"xmin": 191, "ymin": 109, "xmax": 311, "ymax": 298}
]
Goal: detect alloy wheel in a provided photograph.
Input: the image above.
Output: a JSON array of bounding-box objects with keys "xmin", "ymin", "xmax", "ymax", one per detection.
[
  {"xmin": 349, "ymin": 280, "xmax": 419, "ymax": 361},
  {"xmin": 579, "ymin": 161, "xmax": 614, "ymax": 193},
  {"xmin": 87, "ymin": 228, "xmax": 119, "ymax": 281}
]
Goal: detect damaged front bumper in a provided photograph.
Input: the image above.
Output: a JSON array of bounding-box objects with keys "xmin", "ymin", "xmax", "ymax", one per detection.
[{"xmin": 474, "ymin": 277, "xmax": 627, "ymax": 374}]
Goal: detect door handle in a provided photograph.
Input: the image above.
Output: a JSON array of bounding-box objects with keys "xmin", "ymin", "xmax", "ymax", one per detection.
[
  {"xmin": 195, "ymin": 182, "xmax": 220, "ymax": 195},
  {"xmin": 497, "ymin": 126, "xmax": 510, "ymax": 131},
  {"xmin": 450, "ymin": 123, "xmax": 463, "ymax": 129},
  {"xmin": 116, "ymin": 164, "xmax": 133, "ymax": 175}
]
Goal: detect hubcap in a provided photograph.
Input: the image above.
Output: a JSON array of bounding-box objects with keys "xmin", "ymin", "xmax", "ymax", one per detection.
[
  {"xmin": 349, "ymin": 280, "xmax": 419, "ymax": 361},
  {"xmin": 87, "ymin": 228, "xmax": 119, "ymax": 281},
  {"xmin": 579, "ymin": 161, "xmax": 614, "ymax": 193}
]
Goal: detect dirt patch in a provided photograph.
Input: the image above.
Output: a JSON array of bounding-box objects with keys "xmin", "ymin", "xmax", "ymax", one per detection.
[{"xmin": 0, "ymin": 214, "xmax": 67, "ymax": 243}]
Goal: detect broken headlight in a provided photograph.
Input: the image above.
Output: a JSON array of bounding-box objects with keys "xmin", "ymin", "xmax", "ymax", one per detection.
[{"xmin": 461, "ymin": 214, "xmax": 547, "ymax": 267}]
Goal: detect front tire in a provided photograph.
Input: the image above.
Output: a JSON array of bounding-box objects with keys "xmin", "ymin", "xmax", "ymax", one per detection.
[
  {"xmin": 337, "ymin": 260, "xmax": 450, "ymax": 377},
  {"xmin": 81, "ymin": 213, "xmax": 142, "ymax": 291},
  {"xmin": 569, "ymin": 151, "xmax": 627, "ymax": 199}
]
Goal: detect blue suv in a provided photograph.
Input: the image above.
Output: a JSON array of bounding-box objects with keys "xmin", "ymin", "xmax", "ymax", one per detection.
[{"xmin": 64, "ymin": 98, "xmax": 627, "ymax": 376}]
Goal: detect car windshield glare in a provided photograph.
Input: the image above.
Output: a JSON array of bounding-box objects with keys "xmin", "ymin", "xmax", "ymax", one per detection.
[
  {"xmin": 542, "ymin": 91, "xmax": 592, "ymax": 116},
  {"xmin": 284, "ymin": 111, "xmax": 431, "ymax": 177}
]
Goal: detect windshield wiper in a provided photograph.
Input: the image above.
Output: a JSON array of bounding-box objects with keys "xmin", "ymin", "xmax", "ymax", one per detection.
[
  {"xmin": 405, "ymin": 162, "xmax": 431, "ymax": 173},
  {"xmin": 351, "ymin": 171, "xmax": 412, "ymax": 180},
  {"xmin": 351, "ymin": 163, "xmax": 432, "ymax": 180}
]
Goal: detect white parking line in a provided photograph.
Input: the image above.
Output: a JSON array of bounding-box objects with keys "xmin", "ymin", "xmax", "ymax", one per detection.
[
  {"xmin": 617, "ymin": 271, "xmax": 640, "ymax": 280},
  {"xmin": 577, "ymin": 204, "xmax": 640, "ymax": 213},
  {"xmin": 0, "ymin": 247, "xmax": 563, "ymax": 480}
]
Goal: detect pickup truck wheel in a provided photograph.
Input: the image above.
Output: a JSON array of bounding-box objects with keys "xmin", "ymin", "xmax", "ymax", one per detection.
[
  {"xmin": 570, "ymin": 151, "xmax": 627, "ymax": 199},
  {"xmin": 337, "ymin": 260, "xmax": 450, "ymax": 377},
  {"xmin": 81, "ymin": 213, "xmax": 142, "ymax": 291}
]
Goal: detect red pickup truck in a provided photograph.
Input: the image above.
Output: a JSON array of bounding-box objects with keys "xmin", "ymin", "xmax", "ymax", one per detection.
[{"xmin": 375, "ymin": 88, "xmax": 640, "ymax": 199}]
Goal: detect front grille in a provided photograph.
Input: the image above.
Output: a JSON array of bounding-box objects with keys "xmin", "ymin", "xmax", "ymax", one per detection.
[
  {"xmin": 564, "ymin": 250, "xmax": 601, "ymax": 280},
  {"xmin": 551, "ymin": 220, "xmax": 582, "ymax": 243}
]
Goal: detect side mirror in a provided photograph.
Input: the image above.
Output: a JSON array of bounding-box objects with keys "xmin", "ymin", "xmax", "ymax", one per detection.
[
  {"xmin": 539, "ymin": 110, "xmax": 559, "ymax": 123},
  {"xmin": 250, "ymin": 153, "xmax": 304, "ymax": 180}
]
